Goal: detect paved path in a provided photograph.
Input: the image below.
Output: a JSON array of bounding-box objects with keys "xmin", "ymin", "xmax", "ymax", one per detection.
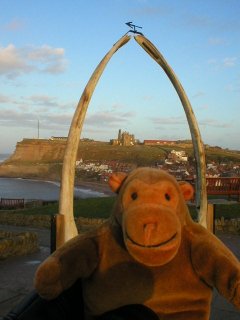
[
  {"xmin": 210, "ymin": 233, "xmax": 240, "ymax": 319},
  {"xmin": 0, "ymin": 225, "xmax": 239, "ymax": 319},
  {"xmin": 0, "ymin": 225, "xmax": 50, "ymax": 317}
]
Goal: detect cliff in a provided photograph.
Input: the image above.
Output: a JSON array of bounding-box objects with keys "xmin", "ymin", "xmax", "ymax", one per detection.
[
  {"xmin": 0, "ymin": 138, "xmax": 115, "ymax": 180},
  {"xmin": 7, "ymin": 138, "xmax": 67, "ymax": 163},
  {"xmin": 0, "ymin": 139, "xmax": 66, "ymax": 180},
  {"xmin": 0, "ymin": 138, "xmax": 239, "ymax": 180}
]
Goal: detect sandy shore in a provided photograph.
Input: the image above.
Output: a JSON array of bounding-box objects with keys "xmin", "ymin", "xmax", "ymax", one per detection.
[
  {"xmin": 75, "ymin": 180, "xmax": 115, "ymax": 196},
  {"xmin": 0, "ymin": 161, "xmax": 115, "ymax": 196},
  {"xmin": 0, "ymin": 171, "xmax": 115, "ymax": 197}
]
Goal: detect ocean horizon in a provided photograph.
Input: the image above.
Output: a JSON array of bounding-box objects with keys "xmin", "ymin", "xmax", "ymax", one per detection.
[{"xmin": 0, "ymin": 154, "xmax": 11, "ymax": 163}]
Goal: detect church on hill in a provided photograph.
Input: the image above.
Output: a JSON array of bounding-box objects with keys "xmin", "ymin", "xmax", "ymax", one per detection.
[{"xmin": 110, "ymin": 129, "xmax": 136, "ymax": 146}]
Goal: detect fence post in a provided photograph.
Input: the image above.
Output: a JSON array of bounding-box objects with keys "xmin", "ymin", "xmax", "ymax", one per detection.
[
  {"xmin": 207, "ymin": 203, "xmax": 215, "ymax": 234},
  {"xmin": 50, "ymin": 215, "xmax": 57, "ymax": 253}
]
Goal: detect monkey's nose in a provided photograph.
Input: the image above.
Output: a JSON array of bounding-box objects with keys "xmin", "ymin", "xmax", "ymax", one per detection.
[{"xmin": 143, "ymin": 223, "xmax": 157, "ymax": 246}]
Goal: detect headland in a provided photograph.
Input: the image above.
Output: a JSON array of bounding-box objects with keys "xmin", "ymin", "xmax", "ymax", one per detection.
[{"xmin": 0, "ymin": 138, "xmax": 239, "ymax": 192}]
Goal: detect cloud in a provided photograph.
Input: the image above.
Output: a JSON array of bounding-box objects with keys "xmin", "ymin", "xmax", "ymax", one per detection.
[
  {"xmin": 0, "ymin": 94, "xmax": 13, "ymax": 103},
  {"xmin": 27, "ymin": 95, "xmax": 59, "ymax": 107},
  {"xmin": 207, "ymin": 58, "xmax": 217, "ymax": 66},
  {"xmin": 208, "ymin": 37, "xmax": 226, "ymax": 46},
  {"xmin": 111, "ymin": 103, "xmax": 122, "ymax": 112},
  {"xmin": 0, "ymin": 107, "xmax": 72, "ymax": 129},
  {"xmin": 151, "ymin": 116, "xmax": 186, "ymax": 126},
  {"xmin": 4, "ymin": 19, "xmax": 25, "ymax": 32},
  {"xmin": 207, "ymin": 57, "xmax": 237, "ymax": 70},
  {"xmin": 27, "ymin": 46, "xmax": 64, "ymax": 61},
  {"xmin": 192, "ymin": 91, "xmax": 205, "ymax": 99},
  {"xmin": 0, "ymin": 44, "xmax": 34, "ymax": 78},
  {"xmin": 223, "ymin": 57, "xmax": 237, "ymax": 68},
  {"xmin": 131, "ymin": 5, "xmax": 172, "ymax": 17},
  {"xmin": 27, "ymin": 45, "xmax": 67, "ymax": 74},
  {"xmin": 85, "ymin": 110, "xmax": 135, "ymax": 127},
  {"xmin": 199, "ymin": 118, "xmax": 231, "ymax": 128},
  {"xmin": 0, "ymin": 44, "xmax": 67, "ymax": 79},
  {"xmin": 151, "ymin": 116, "xmax": 231, "ymax": 129},
  {"xmin": 142, "ymin": 95, "xmax": 154, "ymax": 101},
  {"xmin": 0, "ymin": 109, "xmax": 36, "ymax": 122},
  {"xmin": 198, "ymin": 104, "xmax": 209, "ymax": 111},
  {"xmin": 182, "ymin": 14, "xmax": 212, "ymax": 28},
  {"xmin": 225, "ymin": 83, "xmax": 240, "ymax": 92},
  {"xmin": 27, "ymin": 95, "xmax": 75, "ymax": 110},
  {"xmin": 0, "ymin": 92, "xmax": 75, "ymax": 111},
  {"xmin": 43, "ymin": 113, "xmax": 72, "ymax": 127},
  {"xmin": 0, "ymin": 98, "xmax": 133, "ymax": 132}
]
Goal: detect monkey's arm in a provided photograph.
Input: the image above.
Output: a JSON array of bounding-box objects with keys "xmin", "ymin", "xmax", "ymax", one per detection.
[
  {"xmin": 191, "ymin": 229, "xmax": 240, "ymax": 309},
  {"xmin": 34, "ymin": 234, "xmax": 98, "ymax": 300}
]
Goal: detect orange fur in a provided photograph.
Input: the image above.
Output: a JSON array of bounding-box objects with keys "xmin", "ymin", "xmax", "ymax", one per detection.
[{"xmin": 34, "ymin": 168, "xmax": 240, "ymax": 319}]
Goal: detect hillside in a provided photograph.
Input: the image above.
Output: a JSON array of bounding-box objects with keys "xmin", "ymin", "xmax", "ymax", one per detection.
[
  {"xmin": 6, "ymin": 138, "xmax": 67, "ymax": 163},
  {"xmin": 0, "ymin": 138, "xmax": 239, "ymax": 180}
]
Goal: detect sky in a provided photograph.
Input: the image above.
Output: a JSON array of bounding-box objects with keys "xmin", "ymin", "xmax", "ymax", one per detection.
[{"xmin": 0, "ymin": 0, "xmax": 239, "ymax": 153}]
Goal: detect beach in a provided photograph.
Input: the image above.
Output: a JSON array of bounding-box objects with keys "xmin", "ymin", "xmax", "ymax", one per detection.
[
  {"xmin": 0, "ymin": 177, "xmax": 114, "ymax": 201},
  {"xmin": 75, "ymin": 180, "xmax": 114, "ymax": 196},
  {"xmin": 0, "ymin": 153, "xmax": 114, "ymax": 199}
]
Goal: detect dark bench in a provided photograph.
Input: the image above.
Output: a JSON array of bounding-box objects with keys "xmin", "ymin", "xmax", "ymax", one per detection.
[
  {"xmin": 206, "ymin": 177, "xmax": 240, "ymax": 201},
  {"xmin": 0, "ymin": 198, "xmax": 25, "ymax": 209}
]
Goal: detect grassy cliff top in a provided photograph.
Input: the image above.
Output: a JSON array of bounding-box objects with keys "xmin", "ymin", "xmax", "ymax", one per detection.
[{"xmin": 4, "ymin": 139, "xmax": 240, "ymax": 165}]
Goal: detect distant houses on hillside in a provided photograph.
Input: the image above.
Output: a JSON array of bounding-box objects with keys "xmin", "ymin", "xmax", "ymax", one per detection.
[
  {"xmin": 166, "ymin": 150, "xmax": 188, "ymax": 163},
  {"xmin": 143, "ymin": 140, "xmax": 176, "ymax": 146},
  {"xmin": 50, "ymin": 136, "xmax": 67, "ymax": 141}
]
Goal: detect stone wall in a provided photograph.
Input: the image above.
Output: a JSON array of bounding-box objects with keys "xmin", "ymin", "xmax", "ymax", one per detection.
[
  {"xmin": 0, "ymin": 212, "xmax": 239, "ymax": 234},
  {"xmin": 0, "ymin": 213, "xmax": 52, "ymax": 228},
  {"xmin": 215, "ymin": 217, "xmax": 240, "ymax": 234},
  {"xmin": 0, "ymin": 212, "xmax": 106, "ymax": 230},
  {"xmin": 0, "ymin": 231, "xmax": 39, "ymax": 259},
  {"xmin": 0, "ymin": 214, "xmax": 107, "ymax": 259}
]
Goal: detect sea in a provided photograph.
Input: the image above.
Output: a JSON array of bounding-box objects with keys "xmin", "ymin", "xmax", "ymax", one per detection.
[
  {"xmin": 0, "ymin": 154, "xmax": 10, "ymax": 163},
  {"xmin": 0, "ymin": 154, "xmax": 106, "ymax": 201}
]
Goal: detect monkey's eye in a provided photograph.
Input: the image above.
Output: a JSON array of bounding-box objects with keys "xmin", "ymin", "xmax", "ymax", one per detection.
[
  {"xmin": 165, "ymin": 193, "xmax": 171, "ymax": 201},
  {"xmin": 131, "ymin": 192, "xmax": 138, "ymax": 200}
]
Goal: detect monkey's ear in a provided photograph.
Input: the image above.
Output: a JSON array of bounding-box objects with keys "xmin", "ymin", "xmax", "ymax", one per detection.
[
  {"xmin": 109, "ymin": 172, "xmax": 128, "ymax": 193},
  {"xmin": 178, "ymin": 181, "xmax": 194, "ymax": 201}
]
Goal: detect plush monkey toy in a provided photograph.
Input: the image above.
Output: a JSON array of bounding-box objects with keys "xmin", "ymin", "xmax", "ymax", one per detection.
[{"xmin": 34, "ymin": 168, "xmax": 240, "ymax": 319}]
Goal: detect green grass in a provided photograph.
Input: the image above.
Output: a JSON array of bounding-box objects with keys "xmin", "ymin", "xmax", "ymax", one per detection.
[
  {"xmin": 21, "ymin": 202, "xmax": 59, "ymax": 216},
  {"xmin": 78, "ymin": 144, "xmax": 168, "ymax": 166},
  {"xmin": 1, "ymin": 196, "xmax": 239, "ymax": 221},
  {"xmin": 1, "ymin": 197, "xmax": 116, "ymax": 219},
  {"xmin": 78, "ymin": 143, "xmax": 240, "ymax": 164},
  {"xmin": 74, "ymin": 197, "xmax": 116, "ymax": 218},
  {"xmin": 187, "ymin": 203, "xmax": 240, "ymax": 221},
  {"xmin": 214, "ymin": 204, "xmax": 240, "ymax": 219}
]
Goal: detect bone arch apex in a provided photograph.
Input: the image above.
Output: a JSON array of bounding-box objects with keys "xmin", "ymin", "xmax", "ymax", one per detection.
[{"xmin": 57, "ymin": 34, "xmax": 207, "ymax": 247}]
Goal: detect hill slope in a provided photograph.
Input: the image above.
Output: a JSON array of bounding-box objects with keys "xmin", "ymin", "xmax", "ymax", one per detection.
[{"xmin": 0, "ymin": 138, "xmax": 239, "ymax": 180}]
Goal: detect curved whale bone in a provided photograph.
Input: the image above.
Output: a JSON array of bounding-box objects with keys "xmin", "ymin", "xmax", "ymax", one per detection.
[
  {"xmin": 57, "ymin": 33, "xmax": 207, "ymax": 248},
  {"xmin": 56, "ymin": 34, "xmax": 131, "ymax": 248},
  {"xmin": 134, "ymin": 35, "xmax": 207, "ymax": 227}
]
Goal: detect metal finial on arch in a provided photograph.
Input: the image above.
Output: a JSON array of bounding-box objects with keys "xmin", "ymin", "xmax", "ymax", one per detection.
[{"xmin": 57, "ymin": 33, "xmax": 207, "ymax": 248}]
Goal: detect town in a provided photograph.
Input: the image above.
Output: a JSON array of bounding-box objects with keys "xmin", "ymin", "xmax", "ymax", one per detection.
[{"xmin": 75, "ymin": 129, "xmax": 240, "ymax": 184}]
